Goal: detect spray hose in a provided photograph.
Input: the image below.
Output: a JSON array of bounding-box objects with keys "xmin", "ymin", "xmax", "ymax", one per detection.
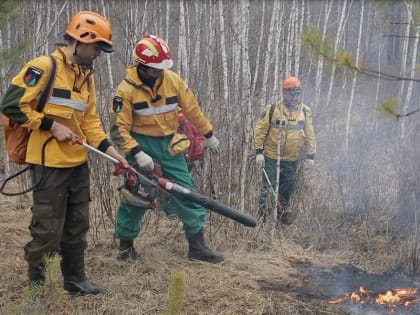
[
  {"xmin": 0, "ymin": 136, "xmax": 55, "ymax": 196},
  {"xmin": 74, "ymin": 138, "xmax": 257, "ymax": 228}
]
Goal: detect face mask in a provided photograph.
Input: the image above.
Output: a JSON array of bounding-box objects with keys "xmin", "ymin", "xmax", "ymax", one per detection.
[{"xmin": 283, "ymin": 88, "xmax": 301, "ymax": 109}]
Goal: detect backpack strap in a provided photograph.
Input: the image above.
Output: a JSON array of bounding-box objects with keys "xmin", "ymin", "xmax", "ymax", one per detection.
[
  {"xmin": 265, "ymin": 103, "xmax": 276, "ymax": 137},
  {"xmin": 35, "ymin": 55, "xmax": 57, "ymax": 112},
  {"xmin": 268, "ymin": 103, "xmax": 275, "ymax": 123}
]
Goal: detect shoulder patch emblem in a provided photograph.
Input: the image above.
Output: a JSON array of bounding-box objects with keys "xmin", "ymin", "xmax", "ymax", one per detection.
[
  {"xmin": 112, "ymin": 96, "xmax": 123, "ymax": 113},
  {"xmin": 23, "ymin": 66, "xmax": 43, "ymax": 86}
]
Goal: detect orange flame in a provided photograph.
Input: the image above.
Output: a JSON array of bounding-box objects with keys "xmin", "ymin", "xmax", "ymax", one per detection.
[{"xmin": 328, "ymin": 286, "xmax": 420, "ymax": 310}]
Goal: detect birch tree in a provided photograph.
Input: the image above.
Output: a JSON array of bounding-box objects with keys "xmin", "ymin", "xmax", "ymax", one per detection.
[
  {"xmin": 325, "ymin": 0, "xmax": 351, "ymax": 111},
  {"xmin": 345, "ymin": 0, "xmax": 365, "ymax": 152},
  {"xmin": 177, "ymin": 0, "xmax": 188, "ymax": 80},
  {"xmin": 314, "ymin": 0, "xmax": 333, "ymax": 111},
  {"xmin": 217, "ymin": 0, "xmax": 234, "ymax": 204},
  {"xmin": 260, "ymin": 0, "xmax": 276, "ymax": 105},
  {"xmin": 238, "ymin": 0, "xmax": 252, "ymax": 214},
  {"xmin": 400, "ymin": 0, "xmax": 419, "ymax": 140},
  {"xmin": 249, "ymin": 0, "xmax": 266, "ymax": 108}
]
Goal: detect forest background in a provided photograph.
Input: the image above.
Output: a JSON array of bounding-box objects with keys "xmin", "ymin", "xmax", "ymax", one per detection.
[{"xmin": 1, "ymin": 0, "xmax": 420, "ymax": 314}]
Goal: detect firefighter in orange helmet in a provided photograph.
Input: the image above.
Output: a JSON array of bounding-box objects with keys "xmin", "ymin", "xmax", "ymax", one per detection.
[
  {"xmin": 253, "ymin": 76, "xmax": 316, "ymax": 224},
  {"xmin": 0, "ymin": 11, "xmax": 128, "ymax": 295},
  {"xmin": 110, "ymin": 35, "xmax": 223, "ymax": 263}
]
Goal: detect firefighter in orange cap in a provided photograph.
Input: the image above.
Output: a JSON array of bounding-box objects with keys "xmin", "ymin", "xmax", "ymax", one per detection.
[
  {"xmin": 253, "ymin": 76, "xmax": 316, "ymax": 224},
  {"xmin": 0, "ymin": 11, "xmax": 128, "ymax": 294},
  {"xmin": 110, "ymin": 35, "xmax": 223, "ymax": 263}
]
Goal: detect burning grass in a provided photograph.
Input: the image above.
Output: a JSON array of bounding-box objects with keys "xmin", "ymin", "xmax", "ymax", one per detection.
[{"xmin": 329, "ymin": 286, "xmax": 420, "ymax": 310}]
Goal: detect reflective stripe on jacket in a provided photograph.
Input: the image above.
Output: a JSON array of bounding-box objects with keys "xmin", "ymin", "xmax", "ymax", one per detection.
[
  {"xmin": 109, "ymin": 66, "xmax": 212, "ymax": 154},
  {"xmin": 253, "ymin": 102, "xmax": 316, "ymax": 161},
  {"xmin": 0, "ymin": 47, "xmax": 109, "ymax": 167}
]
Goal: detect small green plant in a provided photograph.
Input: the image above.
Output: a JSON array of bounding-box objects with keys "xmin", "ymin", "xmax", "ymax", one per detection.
[
  {"xmin": 166, "ymin": 271, "xmax": 186, "ymax": 315},
  {"xmin": 5, "ymin": 254, "xmax": 67, "ymax": 315}
]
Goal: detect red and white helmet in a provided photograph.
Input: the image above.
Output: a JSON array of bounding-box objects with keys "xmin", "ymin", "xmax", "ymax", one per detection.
[{"xmin": 132, "ymin": 35, "xmax": 173, "ymax": 69}]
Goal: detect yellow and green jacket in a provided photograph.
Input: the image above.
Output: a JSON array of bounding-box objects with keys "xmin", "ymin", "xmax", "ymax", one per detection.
[
  {"xmin": 109, "ymin": 66, "xmax": 213, "ymax": 155},
  {"xmin": 0, "ymin": 47, "xmax": 111, "ymax": 167},
  {"xmin": 253, "ymin": 101, "xmax": 316, "ymax": 161}
]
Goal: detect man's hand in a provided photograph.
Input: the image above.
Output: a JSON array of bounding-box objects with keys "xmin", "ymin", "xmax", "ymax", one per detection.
[
  {"xmin": 105, "ymin": 146, "xmax": 129, "ymax": 169},
  {"xmin": 50, "ymin": 121, "xmax": 74, "ymax": 142},
  {"xmin": 255, "ymin": 154, "xmax": 265, "ymax": 168},
  {"xmin": 135, "ymin": 151, "xmax": 154, "ymax": 171},
  {"xmin": 203, "ymin": 135, "xmax": 220, "ymax": 153}
]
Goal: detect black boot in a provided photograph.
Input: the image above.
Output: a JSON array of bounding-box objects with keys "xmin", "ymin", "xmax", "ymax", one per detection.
[
  {"xmin": 117, "ymin": 239, "xmax": 143, "ymax": 261},
  {"xmin": 60, "ymin": 248, "xmax": 108, "ymax": 295},
  {"xmin": 28, "ymin": 264, "xmax": 45, "ymax": 286},
  {"xmin": 188, "ymin": 229, "xmax": 224, "ymax": 264}
]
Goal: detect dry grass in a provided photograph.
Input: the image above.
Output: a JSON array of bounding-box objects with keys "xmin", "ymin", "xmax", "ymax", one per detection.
[
  {"xmin": 0, "ymin": 189, "xmax": 356, "ymax": 315},
  {"xmin": 0, "ymin": 166, "xmax": 412, "ymax": 315}
]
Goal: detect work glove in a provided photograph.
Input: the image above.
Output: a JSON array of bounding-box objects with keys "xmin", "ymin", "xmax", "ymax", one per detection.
[
  {"xmin": 255, "ymin": 154, "xmax": 265, "ymax": 168},
  {"xmin": 135, "ymin": 151, "xmax": 154, "ymax": 171},
  {"xmin": 203, "ymin": 135, "xmax": 220, "ymax": 153}
]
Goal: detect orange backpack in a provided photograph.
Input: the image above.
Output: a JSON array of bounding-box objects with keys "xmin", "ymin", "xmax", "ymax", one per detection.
[{"xmin": 1, "ymin": 55, "xmax": 56, "ymax": 164}]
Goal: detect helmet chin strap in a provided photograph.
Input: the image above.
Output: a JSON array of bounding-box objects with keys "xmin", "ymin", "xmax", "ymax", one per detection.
[
  {"xmin": 71, "ymin": 42, "xmax": 94, "ymax": 68},
  {"xmin": 73, "ymin": 41, "xmax": 79, "ymax": 56}
]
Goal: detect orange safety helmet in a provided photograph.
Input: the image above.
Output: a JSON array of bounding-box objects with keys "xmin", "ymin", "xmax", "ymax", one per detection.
[
  {"xmin": 65, "ymin": 11, "xmax": 113, "ymax": 52},
  {"xmin": 132, "ymin": 35, "xmax": 173, "ymax": 69},
  {"xmin": 282, "ymin": 76, "xmax": 302, "ymax": 90}
]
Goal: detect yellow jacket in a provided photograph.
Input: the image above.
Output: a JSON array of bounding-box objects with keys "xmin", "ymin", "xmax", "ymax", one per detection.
[
  {"xmin": 253, "ymin": 102, "xmax": 316, "ymax": 161},
  {"xmin": 110, "ymin": 66, "xmax": 213, "ymax": 154},
  {"xmin": 0, "ymin": 47, "xmax": 110, "ymax": 167}
]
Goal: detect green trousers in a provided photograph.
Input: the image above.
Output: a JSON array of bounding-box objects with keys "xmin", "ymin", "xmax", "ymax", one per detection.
[
  {"xmin": 25, "ymin": 163, "xmax": 90, "ymax": 266},
  {"xmin": 115, "ymin": 134, "xmax": 205, "ymax": 240},
  {"xmin": 257, "ymin": 157, "xmax": 298, "ymax": 217}
]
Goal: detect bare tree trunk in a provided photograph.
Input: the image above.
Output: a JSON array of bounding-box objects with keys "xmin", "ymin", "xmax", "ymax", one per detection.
[
  {"xmin": 400, "ymin": 0, "xmax": 418, "ymax": 140},
  {"xmin": 261, "ymin": 1, "xmax": 279, "ymax": 105},
  {"xmin": 238, "ymin": 0, "xmax": 252, "ymax": 214},
  {"xmin": 192, "ymin": 1, "xmax": 201, "ymax": 82},
  {"xmin": 250, "ymin": 0, "xmax": 266, "ymax": 109},
  {"xmin": 270, "ymin": 2, "xmax": 284, "ymax": 103},
  {"xmin": 216, "ymin": 0, "xmax": 233, "ymax": 204},
  {"xmin": 295, "ymin": 0, "xmax": 306, "ymax": 75},
  {"xmin": 325, "ymin": 0, "xmax": 351, "ymax": 111},
  {"xmin": 203, "ymin": 0, "xmax": 215, "ymax": 195},
  {"xmin": 165, "ymin": 0, "xmax": 170, "ymax": 40},
  {"xmin": 177, "ymin": 0, "xmax": 188, "ymax": 81},
  {"xmin": 345, "ymin": 0, "xmax": 365, "ymax": 152},
  {"xmin": 314, "ymin": 0, "xmax": 333, "ymax": 110}
]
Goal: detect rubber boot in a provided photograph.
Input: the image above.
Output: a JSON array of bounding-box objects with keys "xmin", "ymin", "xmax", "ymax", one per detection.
[
  {"xmin": 117, "ymin": 239, "xmax": 143, "ymax": 261},
  {"xmin": 188, "ymin": 229, "xmax": 224, "ymax": 264},
  {"xmin": 60, "ymin": 248, "xmax": 108, "ymax": 295},
  {"xmin": 28, "ymin": 264, "xmax": 45, "ymax": 286},
  {"xmin": 277, "ymin": 202, "xmax": 295, "ymax": 225}
]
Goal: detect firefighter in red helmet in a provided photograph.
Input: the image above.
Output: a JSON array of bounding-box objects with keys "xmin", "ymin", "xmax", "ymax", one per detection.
[
  {"xmin": 253, "ymin": 76, "xmax": 316, "ymax": 224},
  {"xmin": 110, "ymin": 35, "xmax": 223, "ymax": 263}
]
